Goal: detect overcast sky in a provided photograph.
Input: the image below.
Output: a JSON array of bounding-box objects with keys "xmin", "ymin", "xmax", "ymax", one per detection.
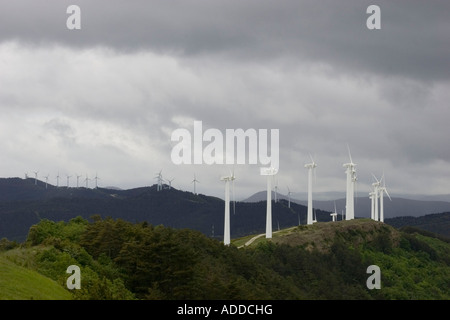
[{"xmin": 0, "ymin": 0, "xmax": 449, "ymax": 200}]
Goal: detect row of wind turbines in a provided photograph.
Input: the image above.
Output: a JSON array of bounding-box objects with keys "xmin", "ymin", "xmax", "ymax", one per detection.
[
  {"xmin": 25, "ymin": 171, "xmax": 100, "ymax": 189},
  {"xmin": 221, "ymin": 146, "xmax": 391, "ymax": 245}
]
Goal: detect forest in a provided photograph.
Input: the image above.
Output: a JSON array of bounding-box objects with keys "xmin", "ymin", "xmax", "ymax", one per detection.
[{"xmin": 1, "ymin": 216, "xmax": 449, "ymax": 300}]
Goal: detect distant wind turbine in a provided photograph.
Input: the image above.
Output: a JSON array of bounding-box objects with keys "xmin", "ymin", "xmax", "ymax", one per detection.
[
  {"xmin": 34, "ymin": 171, "xmax": 39, "ymax": 185},
  {"xmin": 192, "ymin": 173, "xmax": 199, "ymax": 195},
  {"xmin": 220, "ymin": 170, "xmax": 236, "ymax": 246},
  {"xmin": 45, "ymin": 174, "xmax": 50, "ymax": 189},
  {"xmin": 330, "ymin": 201, "xmax": 338, "ymax": 222},
  {"xmin": 167, "ymin": 178, "xmax": 175, "ymax": 190},
  {"xmin": 378, "ymin": 174, "xmax": 392, "ymax": 222},
  {"xmin": 371, "ymin": 174, "xmax": 381, "ymax": 221},
  {"xmin": 343, "ymin": 145, "xmax": 357, "ymax": 220},
  {"xmin": 85, "ymin": 174, "xmax": 91, "ymax": 188},
  {"xmin": 261, "ymin": 166, "xmax": 277, "ymax": 239},
  {"xmin": 76, "ymin": 174, "xmax": 82, "ymax": 188},
  {"xmin": 94, "ymin": 173, "xmax": 100, "ymax": 189},
  {"xmin": 66, "ymin": 174, "xmax": 72, "ymax": 188},
  {"xmin": 56, "ymin": 172, "xmax": 60, "ymax": 187},
  {"xmin": 155, "ymin": 170, "xmax": 163, "ymax": 191},
  {"xmin": 305, "ymin": 155, "xmax": 317, "ymax": 225},
  {"xmin": 287, "ymin": 186, "xmax": 293, "ymax": 208}
]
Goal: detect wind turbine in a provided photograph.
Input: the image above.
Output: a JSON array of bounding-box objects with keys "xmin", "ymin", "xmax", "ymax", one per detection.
[
  {"xmin": 369, "ymin": 190, "xmax": 376, "ymax": 220},
  {"xmin": 261, "ymin": 166, "xmax": 277, "ymax": 239},
  {"xmin": 220, "ymin": 170, "xmax": 236, "ymax": 246},
  {"xmin": 371, "ymin": 174, "xmax": 381, "ymax": 221},
  {"xmin": 34, "ymin": 171, "xmax": 39, "ymax": 185},
  {"xmin": 167, "ymin": 178, "xmax": 175, "ymax": 190},
  {"xmin": 94, "ymin": 173, "xmax": 100, "ymax": 189},
  {"xmin": 330, "ymin": 201, "xmax": 338, "ymax": 222},
  {"xmin": 192, "ymin": 173, "xmax": 199, "ymax": 195},
  {"xmin": 66, "ymin": 174, "xmax": 72, "ymax": 188},
  {"xmin": 287, "ymin": 186, "xmax": 293, "ymax": 208},
  {"xmin": 304, "ymin": 155, "xmax": 317, "ymax": 225},
  {"xmin": 44, "ymin": 174, "xmax": 50, "ymax": 189},
  {"xmin": 24, "ymin": 172, "xmax": 29, "ymax": 179},
  {"xmin": 155, "ymin": 170, "xmax": 163, "ymax": 191},
  {"xmin": 343, "ymin": 145, "xmax": 357, "ymax": 220},
  {"xmin": 56, "ymin": 172, "xmax": 60, "ymax": 187},
  {"xmin": 76, "ymin": 174, "xmax": 82, "ymax": 188},
  {"xmin": 85, "ymin": 174, "xmax": 91, "ymax": 188},
  {"xmin": 378, "ymin": 174, "xmax": 392, "ymax": 223}
]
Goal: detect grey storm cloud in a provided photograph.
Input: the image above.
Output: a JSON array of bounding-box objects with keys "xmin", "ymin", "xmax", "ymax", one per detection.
[
  {"xmin": 0, "ymin": 0, "xmax": 449, "ymax": 199},
  {"xmin": 0, "ymin": 0, "xmax": 449, "ymax": 81}
]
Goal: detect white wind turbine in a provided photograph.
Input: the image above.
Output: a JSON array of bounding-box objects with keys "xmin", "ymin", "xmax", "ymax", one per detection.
[
  {"xmin": 261, "ymin": 166, "xmax": 277, "ymax": 239},
  {"xmin": 192, "ymin": 173, "xmax": 199, "ymax": 195},
  {"xmin": 371, "ymin": 174, "xmax": 381, "ymax": 221},
  {"xmin": 220, "ymin": 170, "xmax": 236, "ymax": 246},
  {"xmin": 378, "ymin": 174, "xmax": 392, "ymax": 223},
  {"xmin": 94, "ymin": 173, "xmax": 100, "ymax": 189},
  {"xmin": 287, "ymin": 186, "xmax": 293, "ymax": 208},
  {"xmin": 369, "ymin": 190, "xmax": 376, "ymax": 220},
  {"xmin": 45, "ymin": 174, "xmax": 50, "ymax": 189},
  {"xmin": 330, "ymin": 201, "xmax": 338, "ymax": 222},
  {"xmin": 167, "ymin": 178, "xmax": 175, "ymax": 190},
  {"xmin": 66, "ymin": 174, "xmax": 72, "ymax": 188},
  {"xmin": 56, "ymin": 172, "xmax": 60, "ymax": 187},
  {"xmin": 85, "ymin": 174, "xmax": 91, "ymax": 188},
  {"xmin": 34, "ymin": 171, "xmax": 39, "ymax": 185},
  {"xmin": 304, "ymin": 155, "xmax": 317, "ymax": 225},
  {"xmin": 343, "ymin": 145, "xmax": 357, "ymax": 220},
  {"xmin": 155, "ymin": 170, "xmax": 163, "ymax": 191},
  {"xmin": 76, "ymin": 174, "xmax": 82, "ymax": 188}
]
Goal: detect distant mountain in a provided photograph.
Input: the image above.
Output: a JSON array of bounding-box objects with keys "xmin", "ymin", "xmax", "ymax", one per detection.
[
  {"xmin": 0, "ymin": 177, "xmax": 332, "ymax": 242},
  {"xmin": 244, "ymin": 191, "xmax": 450, "ymax": 219},
  {"xmin": 385, "ymin": 212, "xmax": 450, "ymax": 238}
]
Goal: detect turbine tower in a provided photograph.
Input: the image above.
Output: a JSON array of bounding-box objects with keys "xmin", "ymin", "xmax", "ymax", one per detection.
[
  {"xmin": 343, "ymin": 146, "xmax": 357, "ymax": 220},
  {"xmin": 76, "ymin": 174, "xmax": 82, "ymax": 188},
  {"xmin": 66, "ymin": 174, "xmax": 72, "ymax": 188},
  {"xmin": 85, "ymin": 174, "xmax": 91, "ymax": 188},
  {"xmin": 371, "ymin": 174, "xmax": 381, "ymax": 221},
  {"xmin": 155, "ymin": 170, "xmax": 163, "ymax": 191},
  {"xmin": 304, "ymin": 155, "xmax": 317, "ymax": 225},
  {"xmin": 44, "ymin": 174, "xmax": 50, "ymax": 189},
  {"xmin": 56, "ymin": 172, "xmax": 60, "ymax": 187},
  {"xmin": 378, "ymin": 175, "xmax": 392, "ymax": 223},
  {"xmin": 287, "ymin": 186, "xmax": 292, "ymax": 208},
  {"xmin": 34, "ymin": 171, "xmax": 39, "ymax": 185},
  {"xmin": 330, "ymin": 201, "xmax": 338, "ymax": 222},
  {"xmin": 94, "ymin": 173, "xmax": 100, "ymax": 189},
  {"xmin": 192, "ymin": 173, "xmax": 199, "ymax": 195},
  {"xmin": 220, "ymin": 170, "xmax": 236, "ymax": 246},
  {"xmin": 167, "ymin": 178, "xmax": 175, "ymax": 190},
  {"xmin": 261, "ymin": 166, "xmax": 277, "ymax": 239},
  {"xmin": 369, "ymin": 191, "xmax": 376, "ymax": 220}
]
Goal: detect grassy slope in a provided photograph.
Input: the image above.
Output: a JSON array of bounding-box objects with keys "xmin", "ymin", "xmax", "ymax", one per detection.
[{"xmin": 0, "ymin": 252, "xmax": 73, "ymax": 300}]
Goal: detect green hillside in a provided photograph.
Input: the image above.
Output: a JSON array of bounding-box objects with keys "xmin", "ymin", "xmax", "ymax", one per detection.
[
  {"xmin": 0, "ymin": 253, "xmax": 72, "ymax": 300},
  {"xmin": 1, "ymin": 216, "xmax": 449, "ymax": 300}
]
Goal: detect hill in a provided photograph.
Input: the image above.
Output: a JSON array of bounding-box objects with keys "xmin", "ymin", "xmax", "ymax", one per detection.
[
  {"xmin": 244, "ymin": 190, "xmax": 450, "ymax": 218},
  {"xmin": 0, "ymin": 177, "xmax": 330, "ymax": 242},
  {"xmin": 1, "ymin": 217, "xmax": 449, "ymax": 300},
  {"xmin": 385, "ymin": 212, "xmax": 450, "ymax": 238},
  {"xmin": 0, "ymin": 251, "xmax": 72, "ymax": 300}
]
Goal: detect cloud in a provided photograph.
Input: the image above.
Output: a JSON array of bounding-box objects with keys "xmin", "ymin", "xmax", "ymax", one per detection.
[{"xmin": 0, "ymin": 1, "xmax": 449, "ymax": 199}]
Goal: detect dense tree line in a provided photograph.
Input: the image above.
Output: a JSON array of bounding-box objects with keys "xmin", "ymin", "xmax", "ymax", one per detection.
[{"xmin": 2, "ymin": 216, "xmax": 449, "ymax": 300}]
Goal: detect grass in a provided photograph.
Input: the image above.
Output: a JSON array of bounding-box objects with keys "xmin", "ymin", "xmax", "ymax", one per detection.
[{"xmin": 0, "ymin": 251, "xmax": 73, "ymax": 300}]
